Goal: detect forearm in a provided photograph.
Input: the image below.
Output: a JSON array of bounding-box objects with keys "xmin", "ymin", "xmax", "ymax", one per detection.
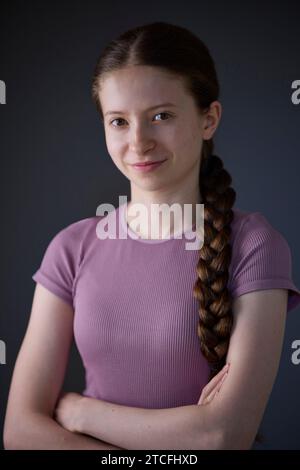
[
  {"xmin": 77, "ymin": 398, "xmax": 220, "ymax": 450},
  {"xmin": 4, "ymin": 412, "xmax": 123, "ymax": 450}
]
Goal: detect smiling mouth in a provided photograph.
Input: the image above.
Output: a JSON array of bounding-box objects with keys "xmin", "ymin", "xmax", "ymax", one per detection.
[
  {"xmin": 130, "ymin": 159, "xmax": 167, "ymax": 172},
  {"xmin": 131, "ymin": 158, "xmax": 167, "ymax": 167}
]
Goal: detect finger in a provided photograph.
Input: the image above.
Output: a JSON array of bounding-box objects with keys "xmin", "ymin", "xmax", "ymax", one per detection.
[
  {"xmin": 204, "ymin": 364, "xmax": 229, "ymax": 396},
  {"xmin": 197, "ymin": 366, "xmax": 229, "ymax": 406},
  {"xmin": 205, "ymin": 388, "xmax": 219, "ymax": 405},
  {"xmin": 206, "ymin": 371, "xmax": 228, "ymax": 404},
  {"xmin": 215, "ymin": 371, "xmax": 228, "ymax": 393}
]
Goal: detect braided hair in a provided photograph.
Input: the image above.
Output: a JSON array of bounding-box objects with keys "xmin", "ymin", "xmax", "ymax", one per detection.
[{"xmin": 194, "ymin": 143, "xmax": 236, "ymax": 379}]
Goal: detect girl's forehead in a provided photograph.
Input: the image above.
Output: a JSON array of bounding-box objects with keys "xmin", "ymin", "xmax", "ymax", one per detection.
[
  {"xmin": 100, "ymin": 66, "xmax": 185, "ymax": 95},
  {"xmin": 99, "ymin": 72, "xmax": 189, "ymax": 113}
]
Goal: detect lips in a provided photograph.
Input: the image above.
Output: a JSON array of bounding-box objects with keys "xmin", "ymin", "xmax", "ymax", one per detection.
[
  {"xmin": 131, "ymin": 158, "xmax": 167, "ymax": 167},
  {"xmin": 131, "ymin": 159, "xmax": 167, "ymax": 173}
]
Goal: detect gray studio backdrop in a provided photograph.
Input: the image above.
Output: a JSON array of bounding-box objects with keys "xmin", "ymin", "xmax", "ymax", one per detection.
[{"xmin": 1, "ymin": 0, "xmax": 300, "ymax": 450}]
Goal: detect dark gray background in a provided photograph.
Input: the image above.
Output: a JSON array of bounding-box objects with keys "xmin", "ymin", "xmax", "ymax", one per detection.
[{"xmin": 0, "ymin": 0, "xmax": 300, "ymax": 450}]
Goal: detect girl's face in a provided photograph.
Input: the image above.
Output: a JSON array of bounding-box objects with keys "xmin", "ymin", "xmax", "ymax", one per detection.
[{"xmin": 98, "ymin": 65, "xmax": 220, "ymax": 193}]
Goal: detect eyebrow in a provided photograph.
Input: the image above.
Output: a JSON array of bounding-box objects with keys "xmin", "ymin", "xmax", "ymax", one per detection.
[{"xmin": 104, "ymin": 102, "xmax": 177, "ymax": 117}]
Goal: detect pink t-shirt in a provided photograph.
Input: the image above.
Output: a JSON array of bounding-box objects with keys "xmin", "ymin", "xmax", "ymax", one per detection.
[{"xmin": 32, "ymin": 203, "xmax": 300, "ymax": 408}]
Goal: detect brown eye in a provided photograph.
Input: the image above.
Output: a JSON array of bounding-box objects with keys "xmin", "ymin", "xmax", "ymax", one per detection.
[
  {"xmin": 110, "ymin": 118, "xmax": 126, "ymax": 127},
  {"xmin": 153, "ymin": 112, "xmax": 171, "ymax": 121}
]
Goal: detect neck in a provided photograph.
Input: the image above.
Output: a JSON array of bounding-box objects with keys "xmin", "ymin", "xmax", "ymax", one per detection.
[{"xmin": 125, "ymin": 188, "xmax": 202, "ymax": 240}]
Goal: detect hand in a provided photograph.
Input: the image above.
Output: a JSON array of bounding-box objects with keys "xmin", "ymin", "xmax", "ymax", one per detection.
[
  {"xmin": 197, "ymin": 363, "xmax": 230, "ymax": 406},
  {"xmin": 53, "ymin": 392, "xmax": 84, "ymax": 433}
]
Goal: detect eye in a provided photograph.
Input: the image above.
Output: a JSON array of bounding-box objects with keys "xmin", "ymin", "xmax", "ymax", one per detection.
[
  {"xmin": 110, "ymin": 117, "xmax": 126, "ymax": 127},
  {"xmin": 153, "ymin": 112, "xmax": 172, "ymax": 121},
  {"xmin": 109, "ymin": 112, "xmax": 172, "ymax": 128}
]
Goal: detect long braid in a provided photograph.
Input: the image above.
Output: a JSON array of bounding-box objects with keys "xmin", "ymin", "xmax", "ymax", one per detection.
[{"xmin": 193, "ymin": 140, "xmax": 236, "ymax": 381}]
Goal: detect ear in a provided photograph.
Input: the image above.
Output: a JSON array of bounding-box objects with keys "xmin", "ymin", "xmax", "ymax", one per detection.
[{"xmin": 202, "ymin": 100, "xmax": 222, "ymax": 140}]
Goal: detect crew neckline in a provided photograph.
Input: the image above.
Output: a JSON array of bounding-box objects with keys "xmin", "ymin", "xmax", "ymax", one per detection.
[{"xmin": 118, "ymin": 202, "xmax": 199, "ymax": 244}]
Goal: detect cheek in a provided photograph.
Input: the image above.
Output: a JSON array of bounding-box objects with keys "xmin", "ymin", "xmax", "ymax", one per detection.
[
  {"xmin": 173, "ymin": 129, "xmax": 202, "ymax": 170},
  {"xmin": 179, "ymin": 124, "xmax": 202, "ymax": 156},
  {"xmin": 106, "ymin": 137, "xmax": 124, "ymax": 162},
  {"xmin": 106, "ymin": 133, "xmax": 118, "ymax": 152},
  {"xmin": 166, "ymin": 118, "xmax": 193, "ymax": 147},
  {"xmin": 180, "ymin": 121, "xmax": 199, "ymax": 146}
]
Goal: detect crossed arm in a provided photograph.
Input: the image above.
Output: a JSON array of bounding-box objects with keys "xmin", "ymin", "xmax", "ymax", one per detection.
[
  {"xmin": 54, "ymin": 288, "xmax": 288, "ymax": 450},
  {"xmin": 54, "ymin": 394, "xmax": 220, "ymax": 450},
  {"xmin": 4, "ymin": 284, "xmax": 288, "ymax": 450}
]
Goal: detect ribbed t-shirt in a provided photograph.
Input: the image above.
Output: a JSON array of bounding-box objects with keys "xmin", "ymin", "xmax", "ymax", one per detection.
[{"xmin": 32, "ymin": 202, "xmax": 300, "ymax": 409}]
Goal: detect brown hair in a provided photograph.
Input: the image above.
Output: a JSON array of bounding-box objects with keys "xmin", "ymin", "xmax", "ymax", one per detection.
[{"xmin": 91, "ymin": 21, "xmax": 263, "ymax": 447}]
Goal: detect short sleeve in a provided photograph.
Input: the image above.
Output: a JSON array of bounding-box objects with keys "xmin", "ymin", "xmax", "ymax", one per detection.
[
  {"xmin": 32, "ymin": 224, "xmax": 81, "ymax": 307},
  {"xmin": 229, "ymin": 212, "xmax": 300, "ymax": 313}
]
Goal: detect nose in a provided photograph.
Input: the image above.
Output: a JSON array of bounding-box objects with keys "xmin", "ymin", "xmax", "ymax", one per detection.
[{"xmin": 129, "ymin": 121, "xmax": 155, "ymax": 155}]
